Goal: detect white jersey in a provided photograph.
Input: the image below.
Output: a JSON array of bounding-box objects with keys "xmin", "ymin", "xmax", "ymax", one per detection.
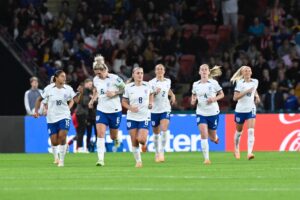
[
  {"xmin": 123, "ymin": 81, "xmax": 152, "ymax": 121},
  {"xmin": 234, "ymin": 78, "xmax": 259, "ymax": 113},
  {"xmin": 93, "ymin": 74, "xmax": 125, "ymax": 113},
  {"xmin": 41, "ymin": 84, "xmax": 76, "ymax": 123},
  {"xmin": 149, "ymin": 78, "xmax": 171, "ymax": 113},
  {"xmin": 192, "ymin": 79, "xmax": 222, "ymax": 116}
]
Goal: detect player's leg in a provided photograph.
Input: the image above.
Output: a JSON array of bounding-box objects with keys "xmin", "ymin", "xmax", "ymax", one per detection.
[
  {"xmin": 108, "ymin": 112, "xmax": 122, "ymax": 151},
  {"xmin": 159, "ymin": 116, "xmax": 170, "ymax": 162},
  {"xmin": 207, "ymin": 115, "xmax": 219, "ymax": 144},
  {"xmin": 76, "ymin": 114, "xmax": 87, "ymax": 152},
  {"xmin": 50, "ymin": 133, "xmax": 59, "ymax": 164},
  {"xmin": 57, "ymin": 129, "xmax": 68, "ymax": 167},
  {"xmin": 199, "ymin": 123, "xmax": 210, "ymax": 164},
  {"xmin": 151, "ymin": 113, "xmax": 161, "ymax": 162},
  {"xmin": 234, "ymin": 113, "xmax": 245, "ymax": 159},
  {"xmin": 247, "ymin": 117, "xmax": 256, "ymax": 160},
  {"xmin": 128, "ymin": 120, "xmax": 142, "ymax": 167},
  {"xmin": 95, "ymin": 111, "xmax": 108, "ymax": 166}
]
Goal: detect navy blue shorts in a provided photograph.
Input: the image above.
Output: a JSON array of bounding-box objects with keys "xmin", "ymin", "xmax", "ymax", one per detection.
[
  {"xmin": 47, "ymin": 119, "xmax": 70, "ymax": 136},
  {"xmin": 96, "ymin": 110, "xmax": 122, "ymax": 129},
  {"xmin": 234, "ymin": 111, "xmax": 256, "ymax": 124},
  {"xmin": 151, "ymin": 112, "xmax": 170, "ymax": 127},
  {"xmin": 126, "ymin": 120, "xmax": 150, "ymax": 130},
  {"xmin": 196, "ymin": 114, "xmax": 219, "ymax": 130}
]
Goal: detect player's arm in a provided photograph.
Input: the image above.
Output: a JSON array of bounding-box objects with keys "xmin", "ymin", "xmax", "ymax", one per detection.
[
  {"xmin": 24, "ymin": 91, "xmax": 32, "ymax": 115},
  {"xmin": 88, "ymin": 87, "xmax": 98, "ymax": 108},
  {"xmin": 191, "ymin": 94, "xmax": 197, "ymax": 106},
  {"xmin": 208, "ymin": 90, "xmax": 224, "ymax": 103},
  {"xmin": 168, "ymin": 89, "xmax": 176, "ymax": 105},
  {"xmin": 122, "ymin": 97, "xmax": 138, "ymax": 112},
  {"xmin": 33, "ymin": 96, "xmax": 44, "ymax": 118},
  {"xmin": 233, "ymin": 87, "xmax": 254, "ymax": 101},
  {"xmin": 148, "ymin": 93, "xmax": 154, "ymax": 109},
  {"xmin": 254, "ymin": 91, "xmax": 261, "ymax": 104},
  {"xmin": 107, "ymin": 78, "xmax": 125, "ymax": 98}
]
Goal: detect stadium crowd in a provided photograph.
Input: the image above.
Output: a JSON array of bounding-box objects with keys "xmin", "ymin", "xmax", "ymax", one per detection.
[{"xmin": 1, "ymin": 0, "xmax": 300, "ymax": 112}]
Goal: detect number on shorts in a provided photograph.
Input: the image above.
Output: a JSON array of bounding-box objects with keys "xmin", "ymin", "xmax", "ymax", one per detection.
[{"xmin": 65, "ymin": 119, "xmax": 70, "ymax": 127}]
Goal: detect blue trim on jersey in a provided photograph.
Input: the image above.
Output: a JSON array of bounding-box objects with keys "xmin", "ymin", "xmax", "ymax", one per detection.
[
  {"xmin": 196, "ymin": 114, "xmax": 219, "ymax": 130},
  {"xmin": 126, "ymin": 120, "xmax": 150, "ymax": 130},
  {"xmin": 151, "ymin": 112, "xmax": 170, "ymax": 127},
  {"xmin": 47, "ymin": 119, "xmax": 70, "ymax": 136},
  {"xmin": 96, "ymin": 110, "xmax": 122, "ymax": 129},
  {"xmin": 234, "ymin": 111, "xmax": 256, "ymax": 124}
]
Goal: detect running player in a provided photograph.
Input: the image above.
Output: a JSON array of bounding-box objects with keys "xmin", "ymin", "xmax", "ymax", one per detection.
[
  {"xmin": 122, "ymin": 67, "xmax": 153, "ymax": 168},
  {"xmin": 191, "ymin": 64, "xmax": 224, "ymax": 165},
  {"xmin": 88, "ymin": 55, "xmax": 125, "ymax": 166},
  {"xmin": 149, "ymin": 64, "xmax": 176, "ymax": 162},
  {"xmin": 230, "ymin": 66, "xmax": 260, "ymax": 160},
  {"xmin": 34, "ymin": 70, "xmax": 77, "ymax": 167}
]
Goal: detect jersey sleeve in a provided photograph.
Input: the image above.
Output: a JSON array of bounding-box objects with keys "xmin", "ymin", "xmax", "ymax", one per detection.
[
  {"xmin": 191, "ymin": 82, "xmax": 196, "ymax": 94},
  {"xmin": 41, "ymin": 87, "xmax": 49, "ymax": 99},
  {"xmin": 123, "ymin": 85, "xmax": 129, "ymax": 99},
  {"xmin": 234, "ymin": 81, "xmax": 241, "ymax": 92},
  {"xmin": 67, "ymin": 86, "xmax": 76, "ymax": 101}
]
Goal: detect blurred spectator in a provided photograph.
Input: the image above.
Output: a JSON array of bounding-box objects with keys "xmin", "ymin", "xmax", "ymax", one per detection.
[
  {"xmin": 221, "ymin": 0, "xmax": 238, "ymax": 41},
  {"xmin": 263, "ymin": 81, "xmax": 284, "ymax": 112},
  {"xmin": 24, "ymin": 76, "xmax": 43, "ymax": 115},
  {"xmin": 284, "ymin": 89, "xmax": 299, "ymax": 111}
]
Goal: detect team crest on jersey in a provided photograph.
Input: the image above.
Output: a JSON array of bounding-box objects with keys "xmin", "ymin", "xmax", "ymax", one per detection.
[
  {"xmin": 107, "ymin": 82, "xmax": 110, "ymax": 87},
  {"xmin": 64, "ymin": 94, "xmax": 68, "ymax": 100},
  {"xmin": 144, "ymin": 89, "xmax": 148, "ymax": 94}
]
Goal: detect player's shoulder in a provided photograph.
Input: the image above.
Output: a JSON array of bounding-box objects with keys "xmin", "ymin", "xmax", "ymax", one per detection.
[
  {"xmin": 209, "ymin": 78, "xmax": 219, "ymax": 84},
  {"xmin": 251, "ymin": 78, "xmax": 259, "ymax": 84},
  {"xmin": 193, "ymin": 80, "xmax": 200, "ymax": 86},
  {"xmin": 125, "ymin": 82, "xmax": 135, "ymax": 88},
  {"xmin": 43, "ymin": 83, "xmax": 55, "ymax": 91},
  {"xmin": 64, "ymin": 84, "xmax": 74, "ymax": 91},
  {"xmin": 149, "ymin": 78, "xmax": 156, "ymax": 84},
  {"xmin": 142, "ymin": 81, "xmax": 150, "ymax": 87}
]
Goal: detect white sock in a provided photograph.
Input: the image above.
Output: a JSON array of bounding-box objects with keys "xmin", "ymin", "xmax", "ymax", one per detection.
[
  {"xmin": 161, "ymin": 131, "xmax": 168, "ymax": 153},
  {"xmin": 154, "ymin": 134, "xmax": 160, "ymax": 154},
  {"xmin": 201, "ymin": 139, "xmax": 209, "ymax": 160},
  {"xmin": 52, "ymin": 145, "xmax": 58, "ymax": 160},
  {"xmin": 234, "ymin": 131, "xmax": 242, "ymax": 151},
  {"xmin": 58, "ymin": 144, "xmax": 66, "ymax": 162},
  {"xmin": 97, "ymin": 137, "xmax": 105, "ymax": 161},
  {"xmin": 132, "ymin": 146, "xmax": 142, "ymax": 163},
  {"xmin": 248, "ymin": 128, "xmax": 255, "ymax": 155}
]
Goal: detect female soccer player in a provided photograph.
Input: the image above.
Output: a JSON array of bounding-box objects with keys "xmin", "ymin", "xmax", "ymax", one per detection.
[
  {"xmin": 230, "ymin": 66, "xmax": 260, "ymax": 160},
  {"xmin": 122, "ymin": 67, "xmax": 153, "ymax": 168},
  {"xmin": 88, "ymin": 55, "xmax": 125, "ymax": 166},
  {"xmin": 34, "ymin": 70, "xmax": 77, "ymax": 167},
  {"xmin": 191, "ymin": 64, "xmax": 224, "ymax": 165},
  {"xmin": 149, "ymin": 64, "xmax": 176, "ymax": 162}
]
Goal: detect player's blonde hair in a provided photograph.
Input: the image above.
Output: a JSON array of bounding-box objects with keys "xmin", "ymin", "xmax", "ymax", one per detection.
[
  {"xmin": 200, "ymin": 64, "xmax": 222, "ymax": 79},
  {"xmin": 93, "ymin": 55, "xmax": 108, "ymax": 71},
  {"xmin": 230, "ymin": 66, "xmax": 248, "ymax": 84}
]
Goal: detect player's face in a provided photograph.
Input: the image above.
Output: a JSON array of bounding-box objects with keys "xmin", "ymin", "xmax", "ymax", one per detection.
[
  {"xmin": 133, "ymin": 68, "xmax": 144, "ymax": 82},
  {"xmin": 31, "ymin": 80, "xmax": 38, "ymax": 88},
  {"xmin": 94, "ymin": 69, "xmax": 108, "ymax": 79},
  {"xmin": 155, "ymin": 65, "xmax": 165, "ymax": 77},
  {"xmin": 199, "ymin": 65, "xmax": 210, "ymax": 78},
  {"xmin": 57, "ymin": 72, "xmax": 66, "ymax": 84},
  {"xmin": 242, "ymin": 67, "xmax": 252, "ymax": 79}
]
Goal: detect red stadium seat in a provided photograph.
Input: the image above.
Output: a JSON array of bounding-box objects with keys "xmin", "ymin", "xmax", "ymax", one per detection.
[
  {"xmin": 183, "ymin": 24, "xmax": 199, "ymax": 39},
  {"xmin": 178, "ymin": 55, "xmax": 196, "ymax": 82},
  {"xmin": 205, "ymin": 34, "xmax": 220, "ymax": 54},
  {"xmin": 217, "ymin": 25, "xmax": 232, "ymax": 42},
  {"xmin": 200, "ymin": 24, "xmax": 216, "ymax": 37}
]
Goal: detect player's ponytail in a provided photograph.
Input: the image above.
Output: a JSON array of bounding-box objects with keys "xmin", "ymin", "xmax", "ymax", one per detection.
[
  {"xmin": 93, "ymin": 54, "xmax": 108, "ymax": 71},
  {"xmin": 209, "ymin": 65, "xmax": 222, "ymax": 79},
  {"xmin": 230, "ymin": 66, "xmax": 246, "ymax": 84}
]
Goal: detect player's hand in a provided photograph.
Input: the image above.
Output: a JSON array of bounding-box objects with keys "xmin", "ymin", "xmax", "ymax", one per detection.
[
  {"xmin": 155, "ymin": 88, "xmax": 161, "ymax": 95},
  {"xmin": 191, "ymin": 98, "xmax": 196, "ymax": 106},
  {"xmin": 129, "ymin": 105, "xmax": 139, "ymax": 112},
  {"xmin": 255, "ymin": 95, "xmax": 261, "ymax": 104},
  {"xmin": 148, "ymin": 103, "xmax": 153, "ymax": 109},
  {"xmin": 106, "ymin": 91, "xmax": 116, "ymax": 98},
  {"xmin": 245, "ymin": 87, "xmax": 254, "ymax": 94},
  {"xmin": 207, "ymin": 97, "xmax": 216, "ymax": 104},
  {"xmin": 88, "ymin": 101, "xmax": 94, "ymax": 109},
  {"xmin": 33, "ymin": 112, "xmax": 39, "ymax": 118},
  {"xmin": 170, "ymin": 95, "xmax": 177, "ymax": 105}
]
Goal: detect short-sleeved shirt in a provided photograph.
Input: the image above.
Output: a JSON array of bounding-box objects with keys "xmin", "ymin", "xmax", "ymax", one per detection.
[
  {"xmin": 41, "ymin": 84, "xmax": 76, "ymax": 123},
  {"xmin": 93, "ymin": 73, "xmax": 125, "ymax": 113},
  {"xmin": 234, "ymin": 78, "xmax": 259, "ymax": 113},
  {"xmin": 123, "ymin": 82, "xmax": 152, "ymax": 121},
  {"xmin": 149, "ymin": 78, "xmax": 171, "ymax": 113},
  {"xmin": 192, "ymin": 79, "xmax": 222, "ymax": 116}
]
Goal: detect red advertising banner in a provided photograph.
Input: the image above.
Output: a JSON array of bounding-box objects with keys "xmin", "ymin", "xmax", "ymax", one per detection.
[{"xmin": 225, "ymin": 114, "xmax": 300, "ymax": 151}]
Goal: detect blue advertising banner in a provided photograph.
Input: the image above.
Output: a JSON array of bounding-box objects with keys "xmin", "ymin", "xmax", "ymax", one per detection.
[{"xmin": 25, "ymin": 114, "xmax": 226, "ymax": 153}]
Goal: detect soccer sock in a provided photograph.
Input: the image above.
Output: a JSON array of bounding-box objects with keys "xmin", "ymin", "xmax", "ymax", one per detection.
[
  {"xmin": 132, "ymin": 146, "xmax": 142, "ymax": 163},
  {"xmin": 58, "ymin": 144, "xmax": 66, "ymax": 162},
  {"xmin": 52, "ymin": 145, "xmax": 58, "ymax": 160},
  {"xmin": 154, "ymin": 134, "xmax": 160, "ymax": 154},
  {"xmin": 201, "ymin": 139, "xmax": 209, "ymax": 160},
  {"xmin": 97, "ymin": 137, "xmax": 105, "ymax": 161},
  {"xmin": 161, "ymin": 131, "xmax": 168, "ymax": 153},
  {"xmin": 234, "ymin": 131, "xmax": 242, "ymax": 150},
  {"xmin": 248, "ymin": 128, "xmax": 255, "ymax": 155}
]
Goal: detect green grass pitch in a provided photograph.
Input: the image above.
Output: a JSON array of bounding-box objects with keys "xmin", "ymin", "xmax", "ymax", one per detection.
[{"xmin": 0, "ymin": 152, "xmax": 299, "ymax": 200}]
